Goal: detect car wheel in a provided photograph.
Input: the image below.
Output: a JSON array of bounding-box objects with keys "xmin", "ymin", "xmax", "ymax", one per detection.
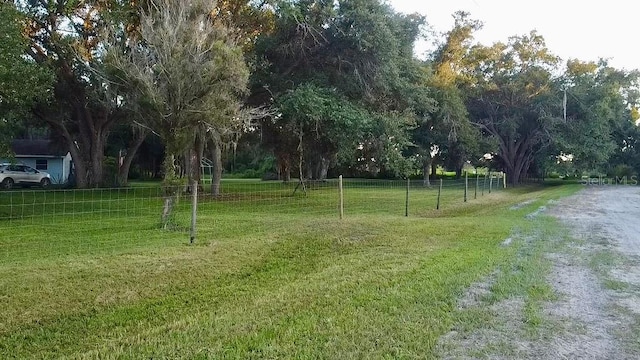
[
  {"xmin": 2, "ymin": 178, "xmax": 14, "ymax": 189},
  {"xmin": 40, "ymin": 178, "xmax": 51, "ymax": 188}
]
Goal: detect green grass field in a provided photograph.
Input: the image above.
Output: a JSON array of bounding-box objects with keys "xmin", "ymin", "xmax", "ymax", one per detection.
[{"xmin": 0, "ymin": 179, "xmax": 579, "ymax": 358}]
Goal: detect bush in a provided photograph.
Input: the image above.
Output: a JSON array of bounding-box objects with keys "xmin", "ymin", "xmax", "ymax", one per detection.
[
  {"xmin": 103, "ymin": 156, "xmax": 119, "ymax": 186},
  {"xmin": 226, "ymin": 155, "xmax": 277, "ymax": 179},
  {"xmin": 261, "ymin": 172, "xmax": 279, "ymax": 181},
  {"xmin": 612, "ymin": 164, "xmax": 635, "ymax": 179}
]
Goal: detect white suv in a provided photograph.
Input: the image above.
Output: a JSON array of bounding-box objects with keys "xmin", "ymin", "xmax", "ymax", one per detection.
[{"xmin": 0, "ymin": 164, "xmax": 51, "ymax": 189}]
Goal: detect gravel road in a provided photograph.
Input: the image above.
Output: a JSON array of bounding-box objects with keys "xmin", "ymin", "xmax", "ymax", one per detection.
[
  {"xmin": 546, "ymin": 185, "xmax": 640, "ymax": 359},
  {"xmin": 439, "ymin": 185, "xmax": 640, "ymax": 359}
]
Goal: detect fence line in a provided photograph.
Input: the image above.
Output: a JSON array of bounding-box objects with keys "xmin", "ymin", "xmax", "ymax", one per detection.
[{"xmin": 0, "ymin": 175, "xmax": 505, "ymax": 264}]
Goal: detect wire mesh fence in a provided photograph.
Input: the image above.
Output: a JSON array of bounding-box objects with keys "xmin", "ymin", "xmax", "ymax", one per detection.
[{"xmin": 0, "ymin": 174, "xmax": 506, "ymax": 264}]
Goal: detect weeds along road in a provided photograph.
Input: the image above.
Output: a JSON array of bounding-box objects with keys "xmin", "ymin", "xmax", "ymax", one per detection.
[{"xmin": 439, "ymin": 185, "xmax": 640, "ymax": 359}]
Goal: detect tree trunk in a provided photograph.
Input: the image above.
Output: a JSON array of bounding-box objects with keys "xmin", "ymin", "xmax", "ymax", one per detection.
[
  {"xmin": 422, "ymin": 158, "xmax": 431, "ymax": 187},
  {"xmin": 277, "ymin": 154, "xmax": 291, "ymax": 182},
  {"xmin": 496, "ymin": 132, "xmax": 537, "ymax": 187},
  {"xmin": 503, "ymin": 150, "xmax": 532, "ymax": 186},
  {"xmin": 318, "ymin": 156, "xmax": 330, "ymax": 180},
  {"xmin": 194, "ymin": 134, "xmax": 204, "ymax": 185},
  {"xmin": 188, "ymin": 141, "xmax": 201, "ymax": 243},
  {"xmin": 187, "ymin": 140, "xmax": 202, "ymax": 192},
  {"xmin": 69, "ymin": 145, "xmax": 89, "ymax": 188},
  {"xmin": 91, "ymin": 132, "xmax": 106, "ymax": 186},
  {"xmin": 306, "ymin": 160, "xmax": 314, "ymax": 180},
  {"xmin": 211, "ymin": 140, "xmax": 223, "ymax": 196},
  {"xmin": 161, "ymin": 192, "xmax": 174, "ymax": 228},
  {"xmin": 52, "ymin": 124, "xmax": 84, "ymax": 188},
  {"xmin": 161, "ymin": 153, "xmax": 178, "ymax": 228},
  {"xmin": 117, "ymin": 129, "xmax": 148, "ymax": 187},
  {"xmin": 35, "ymin": 105, "xmax": 114, "ymax": 188},
  {"xmin": 431, "ymin": 162, "xmax": 438, "ymax": 181},
  {"xmin": 297, "ymin": 129, "xmax": 305, "ymax": 185}
]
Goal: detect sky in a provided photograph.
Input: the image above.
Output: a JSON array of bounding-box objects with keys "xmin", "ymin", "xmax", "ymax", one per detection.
[{"xmin": 387, "ymin": 0, "xmax": 640, "ymax": 71}]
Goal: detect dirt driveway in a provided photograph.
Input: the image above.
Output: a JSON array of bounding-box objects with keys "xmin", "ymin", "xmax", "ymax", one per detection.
[
  {"xmin": 439, "ymin": 185, "xmax": 640, "ymax": 359},
  {"xmin": 546, "ymin": 185, "xmax": 640, "ymax": 359}
]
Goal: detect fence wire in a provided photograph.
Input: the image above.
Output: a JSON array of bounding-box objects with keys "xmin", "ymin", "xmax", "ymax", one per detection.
[{"xmin": 0, "ymin": 175, "xmax": 505, "ymax": 264}]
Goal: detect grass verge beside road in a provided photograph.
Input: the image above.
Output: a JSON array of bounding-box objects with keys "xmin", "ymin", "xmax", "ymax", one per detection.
[{"xmin": 0, "ymin": 183, "xmax": 580, "ymax": 358}]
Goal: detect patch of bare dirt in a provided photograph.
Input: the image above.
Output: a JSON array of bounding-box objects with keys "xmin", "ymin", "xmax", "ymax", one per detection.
[
  {"xmin": 457, "ymin": 273, "xmax": 496, "ymax": 310},
  {"xmin": 542, "ymin": 252, "xmax": 621, "ymax": 359},
  {"xmin": 510, "ymin": 199, "xmax": 537, "ymax": 210},
  {"xmin": 439, "ymin": 297, "xmax": 531, "ymax": 360}
]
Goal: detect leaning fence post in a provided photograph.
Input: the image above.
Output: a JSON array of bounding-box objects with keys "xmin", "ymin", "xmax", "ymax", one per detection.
[
  {"xmin": 437, "ymin": 178, "xmax": 443, "ymax": 210},
  {"xmin": 339, "ymin": 175, "xmax": 344, "ymax": 219}
]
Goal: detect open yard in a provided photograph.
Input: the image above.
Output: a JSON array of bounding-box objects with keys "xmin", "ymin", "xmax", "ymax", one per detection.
[{"xmin": 0, "ymin": 179, "xmax": 610, "ymax": 358}]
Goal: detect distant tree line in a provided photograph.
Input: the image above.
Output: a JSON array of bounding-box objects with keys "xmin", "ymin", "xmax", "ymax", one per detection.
[{"xmin": 2, "ymin": 0, "xmax": 640, "ymax": 189}]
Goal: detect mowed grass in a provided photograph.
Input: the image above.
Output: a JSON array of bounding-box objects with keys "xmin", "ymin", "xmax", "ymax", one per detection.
[{"xmin": 0, "ymin": 180, "xmax": 580, "ymax": 358}]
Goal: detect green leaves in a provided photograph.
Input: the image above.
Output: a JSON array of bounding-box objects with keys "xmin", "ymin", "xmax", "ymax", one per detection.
[
  {"xmin": 253, "ymin": 0, "xmax": 430, "ymax": 179},
  {"xmin": 277, "ymin": 84, "xmax": 370, "ymax": 164},
  {"xmin": 0, "ymin": 3, "xmax": 52, "ymax": 106},
  {"xmin": 106, "ymin": 0, "xmax": 249, "ymax": 155},
  {"xmin": 465, "ymin": 33, "xmax": 560, "ymax": 183},
  {"xmin": 0, "ymin": 2, "xmax": 53, "ymax": 157},
  {"xmin": 557, "ymin": 60, "xmax": 640, "ymax": 172}
]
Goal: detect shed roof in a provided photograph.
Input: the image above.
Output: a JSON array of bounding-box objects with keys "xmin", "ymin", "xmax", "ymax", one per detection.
[{"xmin": 11, "ymin": 139, "xmax": 68, "ymax": 157}]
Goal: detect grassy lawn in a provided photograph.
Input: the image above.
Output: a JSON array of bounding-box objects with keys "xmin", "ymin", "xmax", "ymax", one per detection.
[{"xmin": 0, "ymin": 180, "xmax": 580, "ymax": 358}]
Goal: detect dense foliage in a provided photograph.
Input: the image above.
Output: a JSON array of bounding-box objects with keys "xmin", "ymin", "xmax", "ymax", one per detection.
[
  {"xmin": 3, "ymin": 0, "xmax": 640, "ymax": 186},
  {"xmin": 0, "ymin": 2, "xmax": 53, "ymax": 157}
]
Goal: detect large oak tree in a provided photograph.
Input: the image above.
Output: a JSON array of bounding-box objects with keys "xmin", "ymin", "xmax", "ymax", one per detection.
[{"xmin": 466, "ymin": 32, "xmax": 560, "ymax": 185}]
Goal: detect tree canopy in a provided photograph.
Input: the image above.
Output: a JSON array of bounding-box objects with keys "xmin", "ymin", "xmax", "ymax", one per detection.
[
  {"xmin": 0, "ymin": 2, "xmax": 53, "ymax": 157},
  {"xmin": 3, "ymin": 0, "xmax": 640, "ymax": 187}
]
